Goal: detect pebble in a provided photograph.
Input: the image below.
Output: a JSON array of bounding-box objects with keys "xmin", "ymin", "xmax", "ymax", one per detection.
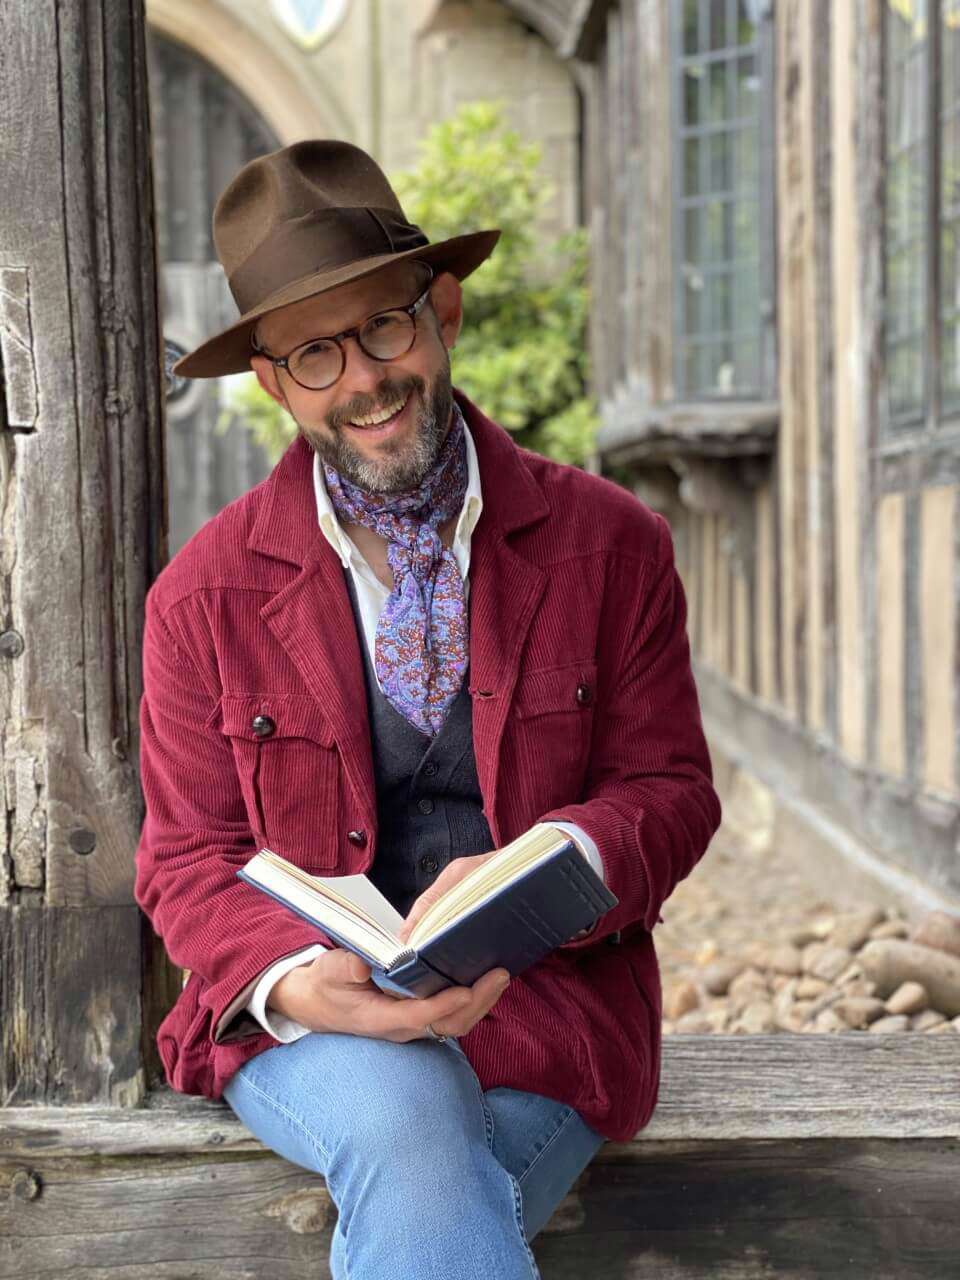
[
  {"xmin": 910, "ymin": 911, "xmax": 960, "ymax": 960},
  {"xmin": 870, "ymin": 920, "xmax": 909, "ymax": 940},
  {"xmin": 674, "ymin": 1011, "xmax": 712, "ymax": 1034},
  {"xmin": 801, "ymin": 941, "xmax": 827, "ymax": 973},
  {"xmin": 809, "ymin": 946, "xmax": 853, "ymax": 983},
  {"xmin": 813, "ymin": 1008, "xmax": 845, "ymax": 1033},
  {"xmin": 767, "ymin": 944, "xmax": 803, "ymax": 976},
  {"xmin": 664, "ymin": 980, "xmax": 700, "ymax": 1020},
  {"xmin": 858, "ymin": 940, "xmax": 960, "ymax": 1017},
  {"xmin": 868, "ymin": 1014, "xmax": 910, "ymax": 1033},
  {"xmin": 795, "ymin": 976, "xmax": 830, "ymax": 999},
  {"xmin": 701, "ymin": 959, "xmax": 744, "ymax": 996},
  {"xmin": 833, "ymin": 996, "xmax": 886, "ymax": 1029},
  {"xmin": 911, "ymin": 1010, "xmax": 946, "ymax": 1031},
  {"xmin": 884, "ymin": 981, "xmax": 928, "ymax": 1016},
  {"xmin": 738, "ymin": 1000, "xmax": 776, "ymax": 1034},
  {"xmin": 829, "ymin": 907, "xmax": 886, "ymax": 951}
]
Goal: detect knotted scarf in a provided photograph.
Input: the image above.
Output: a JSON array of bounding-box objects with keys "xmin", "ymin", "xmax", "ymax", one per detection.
[{"xmin": 323, "ymin": 402, "xmax": 469, "ymax": 737}]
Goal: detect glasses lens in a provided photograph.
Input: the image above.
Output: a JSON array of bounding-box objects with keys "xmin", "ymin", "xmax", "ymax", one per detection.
[
  {"xmin": 359, "ymin": 310, "xmax": 416, "ymax": 360},
  {"xmin": 290, "ymin": 340, "xmax": 342, "ymax": 389}
]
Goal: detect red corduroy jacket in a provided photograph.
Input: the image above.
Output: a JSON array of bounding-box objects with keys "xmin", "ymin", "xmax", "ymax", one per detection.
[{"xmin": 134, "ymin": 388, "xmax": 721, "ymax": 1141}]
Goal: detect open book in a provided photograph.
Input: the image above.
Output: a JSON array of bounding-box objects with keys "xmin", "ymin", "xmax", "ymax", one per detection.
[{"xmin": 237, "ymin": 823, "xmax": 618, "ymax": 998}]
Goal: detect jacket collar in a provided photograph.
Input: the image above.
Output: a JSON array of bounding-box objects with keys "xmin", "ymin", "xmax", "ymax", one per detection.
[{"xmin": 246, "ymin": 387, "xmax": 549, "ymax": 566}]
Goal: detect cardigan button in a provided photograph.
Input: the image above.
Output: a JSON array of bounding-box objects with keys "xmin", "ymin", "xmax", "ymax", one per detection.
[
  {"xmin": 250, "ymin": 714, "xmax": 276, "ymax": 738},
  {"xmin": 347, "ymin": 829, "xmax": 367, "ymax": 848},
  {"xmin": 575, "ymin": 682, "xmax": 593, "ymax": 706}
]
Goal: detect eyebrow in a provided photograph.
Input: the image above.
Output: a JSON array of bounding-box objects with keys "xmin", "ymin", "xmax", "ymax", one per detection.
[{"xmin": 264, "ymin": 283, "xmax": 420, "ymax": 351}]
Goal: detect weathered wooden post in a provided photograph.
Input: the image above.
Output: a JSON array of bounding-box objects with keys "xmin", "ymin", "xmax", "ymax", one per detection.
[{"xmin": 0, "ymin": 0, "xmax": 167, "ymax": 1106}]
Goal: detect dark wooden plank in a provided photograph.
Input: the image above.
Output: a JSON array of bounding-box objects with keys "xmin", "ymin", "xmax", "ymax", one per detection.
[
  {"xmin": 1, "ymin": 906, "xmax": 144, "ymax": 1106},
  {"xmin": 0, "ymin": 1137, "xmax": 957, "ymax": 1279}
]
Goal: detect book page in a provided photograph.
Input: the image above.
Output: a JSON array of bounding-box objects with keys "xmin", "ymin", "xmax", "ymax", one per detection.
[
  {"xmin": 408, "ymin": 824, "xmax": 570, "ymax": 948},
  {"xmin": 310, "ymin": 873, "xmax": 405, "ymax": 935},
  {"xmin": 244, "ymin": 854, "xmax": 406, "ymax": 968}
]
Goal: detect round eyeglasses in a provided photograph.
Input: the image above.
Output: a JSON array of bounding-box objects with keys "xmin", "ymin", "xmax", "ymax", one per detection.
[{"xmin": 250, "ymin": 265, "xmax": 435, "ymax": 392}]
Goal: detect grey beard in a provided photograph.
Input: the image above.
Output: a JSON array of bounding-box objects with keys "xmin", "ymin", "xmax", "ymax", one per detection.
[{"xmin": 296, "ymin": 368, "xmax": 454, "ymax": 495}]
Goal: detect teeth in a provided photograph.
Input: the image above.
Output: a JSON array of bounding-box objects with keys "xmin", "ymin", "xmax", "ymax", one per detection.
[{"xmin": 348, "ymin": 394, "xmax": 408, "ymax": 427}]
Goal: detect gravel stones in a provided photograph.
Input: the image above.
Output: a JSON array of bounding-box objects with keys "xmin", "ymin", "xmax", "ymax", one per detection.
[{"xmin": 657, "ymin": 854, "xmax": 960, "ymax": 1036}]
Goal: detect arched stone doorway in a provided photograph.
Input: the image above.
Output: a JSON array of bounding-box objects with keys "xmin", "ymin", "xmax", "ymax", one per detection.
[{"xmin": 147, "ymin": 32, "xmax": 281, "ymax": 554}]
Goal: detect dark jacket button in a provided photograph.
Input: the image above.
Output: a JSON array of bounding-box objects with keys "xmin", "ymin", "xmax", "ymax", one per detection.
[
  {"xmin": 347, "ymin": 829, "xmax": 367, "ymax": 848},
  {"xmin": 417, "ymin": 797, "xmax": 435, "ymax": 815},
  {"xmin": 575, "ymin": 683, "xmax": 593, "ymax": 706},
  {"xmin": 420, "ymin": 854, "xmax": 438, "ymax": 873},
  {"xmin": 251, "ymin": 714, "xmax": 276, "ymax": 737}
]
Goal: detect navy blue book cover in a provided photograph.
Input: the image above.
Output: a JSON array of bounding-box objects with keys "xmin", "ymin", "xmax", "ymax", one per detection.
[{"xmin": 237, "ymin": 839, "xmax": 618, "ymax": 999}]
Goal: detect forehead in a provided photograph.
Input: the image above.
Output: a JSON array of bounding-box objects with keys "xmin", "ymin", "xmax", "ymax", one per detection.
[{"xmin": 257, "ymin": 260, "xmax": 427, "ymax": 350}]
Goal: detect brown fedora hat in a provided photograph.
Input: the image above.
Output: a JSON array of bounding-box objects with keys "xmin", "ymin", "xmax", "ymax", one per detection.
[{"xmin": 171, "ymin": 139, "xmax": 501, "ymax": 379}]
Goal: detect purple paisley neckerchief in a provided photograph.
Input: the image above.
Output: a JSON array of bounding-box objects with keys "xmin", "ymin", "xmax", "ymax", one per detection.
[{"xmin": 322, "ymin": 403, "xmax": 469, "ymax": 737}]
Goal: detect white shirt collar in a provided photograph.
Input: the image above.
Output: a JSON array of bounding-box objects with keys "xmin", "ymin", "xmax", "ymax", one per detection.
[{"xmin": 312, "ymin": 399, "xmax": 484, "ymax": 584}]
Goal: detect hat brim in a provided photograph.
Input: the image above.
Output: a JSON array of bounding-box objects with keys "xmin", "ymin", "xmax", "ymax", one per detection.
[{"xmin": 170, "ymin": 228, "xmax": 501, "ymax": 379}]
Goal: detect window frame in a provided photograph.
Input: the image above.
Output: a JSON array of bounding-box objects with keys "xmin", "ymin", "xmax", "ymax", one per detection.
[{"xmin": 879, "ymin": 0, "xmax": 960, "ymax": 459}]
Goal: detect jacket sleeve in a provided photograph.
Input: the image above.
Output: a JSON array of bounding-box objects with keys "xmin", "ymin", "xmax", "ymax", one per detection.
[
  {"xmin": 134, "ymin": 586, "xmax": 331, "ymax": 1043},
  {"xmin": 541, "ymin": 511, "xmax": 722, "ymax": 947}
]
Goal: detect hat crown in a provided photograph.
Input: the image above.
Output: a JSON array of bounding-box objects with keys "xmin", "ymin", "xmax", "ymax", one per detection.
[{"xmin": 212, "ymin": 140, "xmax": 407, "ymax": 274}]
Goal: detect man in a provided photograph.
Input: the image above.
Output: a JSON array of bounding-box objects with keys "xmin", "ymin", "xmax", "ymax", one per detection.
[{"xmin": 135, "ymin": 140, "xmax": 721, "ymax": 1279}]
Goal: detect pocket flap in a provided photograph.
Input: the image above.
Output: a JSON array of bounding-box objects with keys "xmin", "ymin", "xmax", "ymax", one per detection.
[
  {"xmin": 513, "ymin": 660, "xmax": 598, "ymax": 719},
  {"xmin": 215, "ymin": 693, "xmax": 336, "ymax": 746}
]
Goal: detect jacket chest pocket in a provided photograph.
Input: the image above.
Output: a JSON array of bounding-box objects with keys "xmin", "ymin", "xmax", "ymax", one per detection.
[
  {"xmin": 218, "ymin": 694, "xmax": 341, "ymax": 873},
  {"xmin": 510, "ymin": 659, "xmax": 598, "ymax": 804}
]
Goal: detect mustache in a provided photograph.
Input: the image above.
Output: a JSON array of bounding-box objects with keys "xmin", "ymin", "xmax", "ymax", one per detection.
[{"xmin": 331, "ymin": 376, "xmax": 422, "ymax": 427}]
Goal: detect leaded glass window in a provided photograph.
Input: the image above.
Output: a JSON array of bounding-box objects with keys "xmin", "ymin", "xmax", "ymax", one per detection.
[
  {"xmin": 883, "ymin": 0, "xmax": 960, "ymax": 431},
  {"xmin": 671, "ymin": 0, "xmax": 776, "ymax": 400}
]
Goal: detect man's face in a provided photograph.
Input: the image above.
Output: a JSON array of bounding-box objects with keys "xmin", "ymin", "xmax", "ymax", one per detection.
[{"xmin": 250, "ymin": 260, "xmax": 463, "ymax": 494}]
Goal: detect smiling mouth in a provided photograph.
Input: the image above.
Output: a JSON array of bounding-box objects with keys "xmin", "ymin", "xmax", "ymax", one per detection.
[{"xmin": 344, "ymin": 391, "xmax": 412, "ymax": 431}]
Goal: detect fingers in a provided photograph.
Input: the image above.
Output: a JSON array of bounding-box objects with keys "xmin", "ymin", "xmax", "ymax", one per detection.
[
  {"xmin": 320, "ymin": 947, "xmax": 373, "ymax": 988},
  {"xmin": 414, "ymin": 967, "xmax": 511, "ymax": 1041}
]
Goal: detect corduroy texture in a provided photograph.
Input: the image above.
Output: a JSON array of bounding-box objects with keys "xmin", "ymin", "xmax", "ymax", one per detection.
[{"xmin": 133, "ymin": 388, "xmax": 722, "ymax": 1141}]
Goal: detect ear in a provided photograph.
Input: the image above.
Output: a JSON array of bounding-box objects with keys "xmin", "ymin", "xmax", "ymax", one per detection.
[
  {"xmin": 250, "ymin": 354, "xmax": 287, "ymax": 407},
  {"xmin": 427, "ymin": 272, "xmax": 463, "ymax": 351}
]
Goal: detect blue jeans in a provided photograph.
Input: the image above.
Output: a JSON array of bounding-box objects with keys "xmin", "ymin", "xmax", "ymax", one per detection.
[{"xmin": 222, "ymin": 1030, "xmax": 606, "ymax": 1279}]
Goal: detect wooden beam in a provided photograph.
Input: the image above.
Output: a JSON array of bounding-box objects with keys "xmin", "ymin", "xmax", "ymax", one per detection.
[
  {"xmin": 2, "ymin": 1037, "xmax": 959, "ymax": 1277},
  {"xmin": 2, "ymin": 1035, "xmax": 958, "ymax": 1155},
  {"xmin": 0, "ymin": 0, "xmax": 166, "ymax": 1101},
  {"xmin": 500, "ymin": 1, "xmax": 614, "ymax": 61}
]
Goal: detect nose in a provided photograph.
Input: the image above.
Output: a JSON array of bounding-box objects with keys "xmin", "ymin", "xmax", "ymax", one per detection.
[{"xmin": 338, "ymin": 333, "xmax": 393, "ymax": 398}]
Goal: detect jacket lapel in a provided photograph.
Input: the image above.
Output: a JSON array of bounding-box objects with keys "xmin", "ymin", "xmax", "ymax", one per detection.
[
  {"xmin": 247, "ymin": 436, "xmax": 378, "ymax": 839},
  {"xmin": 245, "ymin": 390, "xmax": 552, "ymax": 848},
  {"xmin": 456, "ymin": 393, "xmax": 550, "ymax": 843}
]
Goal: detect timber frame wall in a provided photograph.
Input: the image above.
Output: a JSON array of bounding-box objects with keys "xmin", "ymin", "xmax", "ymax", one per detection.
[{"xmin": 515, "ymin": 0, "xmax": 960, "ymax": 909}]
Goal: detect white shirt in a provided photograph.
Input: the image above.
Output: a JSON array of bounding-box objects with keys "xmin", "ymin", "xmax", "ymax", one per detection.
[{"xmin": 247, "ymin": 406, "xmax": 603, "ymax": 1041}]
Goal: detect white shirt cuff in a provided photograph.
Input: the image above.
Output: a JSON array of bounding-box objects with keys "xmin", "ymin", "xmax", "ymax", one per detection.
[
  {"xmin": 247, "ymin": 943, "xmax": 328, "ymax": 1042},
  {"xmin": 546, "ymin": 821, "xmax": 604, "ymax": 882}
]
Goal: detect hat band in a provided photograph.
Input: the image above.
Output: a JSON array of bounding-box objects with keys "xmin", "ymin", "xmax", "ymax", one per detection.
[{"xmin": 229, "ymin": 206, "xmax": 430, "ymax": 313}]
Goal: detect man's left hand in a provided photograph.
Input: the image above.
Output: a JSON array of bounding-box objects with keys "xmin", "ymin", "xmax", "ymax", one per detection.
[{"xmin": 397, "ymin": 851, "xmax": 500, "ymax": 944}]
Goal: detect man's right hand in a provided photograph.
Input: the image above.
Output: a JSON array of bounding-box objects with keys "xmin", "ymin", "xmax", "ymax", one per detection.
[{"xmin": 267, "ymin": 946, "xmax": 511, "ymax": 1042}]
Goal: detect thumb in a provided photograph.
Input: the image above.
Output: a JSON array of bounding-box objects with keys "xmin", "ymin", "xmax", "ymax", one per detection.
[{"xmin": 333, "ymin": 948, "xmax": 373, "ymax": 985}]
